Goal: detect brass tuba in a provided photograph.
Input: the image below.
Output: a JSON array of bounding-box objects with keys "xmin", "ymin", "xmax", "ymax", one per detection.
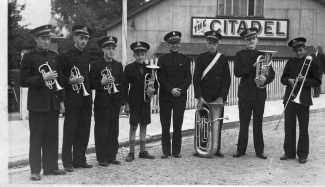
[
  {"xmin": 194, "ymin": 101, "xmax": 229, "ymax": 157},
  {"xmin": 39, "ymin": 61, "xmax": 63, "ymax": 91},
  {"xmin": 255, "ymin": 50, "xmax": 277, "ymax": 88},
  {"xmin": 70, "ymin": 65, "xmax": 90, "ymax": 96},
  {"xmin": 101, "ymin": 66, "xmax": 119, "ymax": 94},
  {"xmin": 144, "ymin": 59, "xmax": 160, "ymax": 103}
]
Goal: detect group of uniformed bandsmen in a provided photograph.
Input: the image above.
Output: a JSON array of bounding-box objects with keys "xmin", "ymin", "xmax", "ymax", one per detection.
[{"xmin": 20, "ymin": 23, "xmax": 322, "ymax": 181}]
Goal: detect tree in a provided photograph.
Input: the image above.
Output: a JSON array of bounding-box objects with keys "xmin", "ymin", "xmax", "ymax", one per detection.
[{"xmin": 8, "ymin": 0, "xmax": 35, "ymax": 69}]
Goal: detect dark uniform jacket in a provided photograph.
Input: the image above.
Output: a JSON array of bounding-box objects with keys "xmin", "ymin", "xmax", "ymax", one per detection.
[
  {"xmin": 20, "ymin": 48, "xmax": 64, "ymax": 112},
  {"xmin": 59, "ymin": 47, "xmax": 92, "ymax": 107},
  {"xmin": 281, "ymin": 55, "xmax": 322, "ymax": 106},
  {"xmin": 312, "ymin": 52, "xmax": 325, "ymax": 75},
  {"xmin": 157, "ymin": 52, "xmax": 192, "ymax": 102},
  {"xmin": 193, "ymin": 52, "xmax": 231, "ymax": 102},
  {"xmin": 234, "ymin": 49, "xmax": 275, "ymax": 100},
  {"xmin": 89, "ymin": 57, "xmax": 124, "ymax": 108}
]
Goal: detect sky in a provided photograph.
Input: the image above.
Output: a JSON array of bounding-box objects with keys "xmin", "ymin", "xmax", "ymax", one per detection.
[{"xmin": 17, "ymin": 0, "xmax": 51, "ymax": 29}]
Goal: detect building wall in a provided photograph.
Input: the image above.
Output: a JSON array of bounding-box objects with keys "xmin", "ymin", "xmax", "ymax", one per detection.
[{"xmin": 107, "ymin": 0, "xmax": 325, "ymax": 63}]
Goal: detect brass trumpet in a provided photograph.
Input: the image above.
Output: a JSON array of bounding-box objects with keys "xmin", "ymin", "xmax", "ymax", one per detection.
[
  {"xmin": 70, "ymin": 65, "xmax": 90, "ymax": 96},
  {"xmin": 101, "ymin": 66, "xmax": 119, "ymax": 94},
  {"xmin": 194, "ymin": 101, "xmax": 229, "ymax": 157},
  {"xmin": 38, "ymin": 61, "xmax": 63, "ymax": 91},
  {"xmin": 144, "ymin": 59, "xmax": 160, "ymax": 103},
  {"xmin": 274, "ymin": 55, "xmax": 313, "ymax": 130},
  {"xmin": 255, "ymin": 50, "xmax": 276, "ymax": 88}
]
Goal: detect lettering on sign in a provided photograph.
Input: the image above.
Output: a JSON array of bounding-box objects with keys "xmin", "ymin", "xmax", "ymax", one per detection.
[{"xmin": 192, "ymin": 17, "xmax": 289, "ymax": 40}]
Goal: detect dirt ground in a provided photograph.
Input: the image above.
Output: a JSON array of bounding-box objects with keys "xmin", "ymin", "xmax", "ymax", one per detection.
[{"xmin": 9, "ymin": 112, "xmax": 325, "ymax": 185}]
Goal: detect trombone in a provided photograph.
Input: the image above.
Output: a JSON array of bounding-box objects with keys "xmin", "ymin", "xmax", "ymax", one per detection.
[
  {"xmin": 274, "ymin": 55, "xmax": 313, "ymax": 130},
  {"xmin": 101, "ymin": 66, "xmax": 119, "ymax": 94},
  {"xmin": 38, "ymin": 61, "xmax": 63, "ymax": 91},
  {"xmin": 70, "ymin": 65, "xmax": 90, "ymax": 96}
]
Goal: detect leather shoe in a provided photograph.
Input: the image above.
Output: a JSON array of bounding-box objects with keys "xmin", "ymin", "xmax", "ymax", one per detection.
[
  {"xmin": 173, "ymin": 153, "xmax": 182, "ymax": 158},
  {"xmin": 233, "ymin": 152, "xmax": 244, "ymax": 158},
  {"xmin": 64, "ymin": 167, "xmax": 73, "ymax": 172},
  {"xmin": 139, "ymin": 151, "xmax": 155, "ymax": 159},
  {"xmin": 298, "ymin": 158, "xmax": 307, "ymax": 164},
  {"xmin": 108, "ymin": 160, "xmax": 121, "ymax": 165},
  {"xmin": 43, "ymin": 169, "xmax": 66, "ymax": 175},
  {"xmin": 126, "ymin": 153, "xmax": 135, "ymax": 162},
  {"xmin": 74, "ymin": 163, "xmax": 93, "ymax": 168},
  {"xmin": 215, "ymin": 151, "xmax": 224, "ymax": 157},
  {"xmin": 280, "ymin": 155, "xmax": 295, "ymax": 160},
  {"xmin": 256, "ymin": 153, "xmax": 267, "ymax": 159},
  {"xmin": 161, "ymin": 153, "xmax": 169, "ymax": 159},
  {"xmin": 31, "ymin": 173, "xmax": 41, "ymax": 181},
  {"xmin": 98, "ymin": 161, "xmax": 109, "ymax": 167}
]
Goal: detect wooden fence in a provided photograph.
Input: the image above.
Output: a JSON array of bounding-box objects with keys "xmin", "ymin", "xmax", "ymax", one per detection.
[{"xmin": 150, "ymin": 59, "xmax": 288, "ymax": 114}]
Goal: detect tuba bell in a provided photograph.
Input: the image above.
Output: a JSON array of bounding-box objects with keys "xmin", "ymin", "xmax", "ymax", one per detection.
[
  {"xmin": 39, "ymin": 61, "xmax": 63, "ymax": 91},
  {"xmin": 255, "ymin": 50, "xmax": 277, "ymax": 88},
  {"xmin": 194, "ymin": 101, "xmax": 229, "ymax": 157},
  {"xmin": 144, "ymin": 58, "xmax": 160, "ymax": 103},
  {"xmin": 101, "ymin": 66, "xmax": 119, "ymax": 94},
  {"xmin": 70, "ymin": 65, "xmax": 90, "ymax": 96}
]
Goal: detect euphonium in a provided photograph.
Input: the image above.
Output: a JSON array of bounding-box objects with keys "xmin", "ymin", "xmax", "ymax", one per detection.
[
  {"xmin": 144, "ymin": 59, "xmax": 160, "ymax": 103},
  {"xmin": 38, "ymin": 61, "xmax": 63, "ymax": 91},
  {"xmin": 255, "ymin": 50, "xmax": 277, "ymax": 88},
  {"xmin": 70, "ymin": 65, "xmax": 90, "ymax": 96},
  {"xmin": 274, "ymin": 55, "xmax": 313, "ymax": 130},
  {"xmin": 194, "ymin": 101, "xmax": 229, "ymax": 157},
  {"xmin": 101, "ymin": 66, "xmax": 119, "ymax": 94}
]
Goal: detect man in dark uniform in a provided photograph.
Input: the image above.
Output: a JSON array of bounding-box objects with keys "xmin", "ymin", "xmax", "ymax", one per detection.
[
  {"xmin": 233, "ymin": 27, "xmax": 275, "ymax": 159},
  {"xmin": 123, "ymin": 41, "xmax": 158, "ymax": 162},
  {"xmin": 280, "ymin": 37, "xmax": 321, "ymax": 164},
  {"xmin": 20, "ymin": 24, "xmax": 66, "ymax": 181},
  {"xmin": 157, "ymin": 31, "xmax": 192, "ymax": 159},
  {"xmin": 312, "ymin": 45, "xmax": 325, "ymax": 97},
  {"xmin": 89, "ymin": 36, "xmax": 124, "ymax": 166},
  {"xmin": 59, "ymin": 25, "xmax": 93, "ymax": 172},
  {"xmin": 193, "ymin": 30, "xmax": 231, "ymax": 157}
]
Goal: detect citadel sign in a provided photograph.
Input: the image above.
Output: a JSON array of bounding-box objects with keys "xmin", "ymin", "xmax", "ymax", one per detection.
[{"xmin": 192, "ymin": 17, "xmax": 289, "ymax": 40}]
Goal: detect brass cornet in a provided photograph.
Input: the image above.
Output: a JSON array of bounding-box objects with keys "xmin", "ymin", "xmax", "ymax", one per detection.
[
  {"xmin": 70, "ymin": 65, "xmax": 90, "ymax": 96},
  {"xmin": 255, "ymin": 50, "xmax": 277, "ymax": 88},
  {"xmin": 144, "ymin": 59, "xmax": 160, "ymax": 103},
  {"xmin": 38, "ymin": 61, "xmax": 63, "ymax": 91},
  {"xmin": 101, "ymin": 66, "xmax": 119, "ymax": 94}
]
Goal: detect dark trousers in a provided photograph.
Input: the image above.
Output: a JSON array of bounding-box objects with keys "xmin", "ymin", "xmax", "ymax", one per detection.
[
  {"xmin": 160, "ymin": 99, "xmax": 186, "ymax": 155},
  {"xmin": 236, "ymin": 99, "xmax": 265, "ymax": 155},
  {"xmin": 29, "ymin": 111, "xmax": 59, "ymax": 174},
  {"xmin": 284, "ymin": 102, "xmax": 309, "ymax": 159},
  {"xmin": 62, "ymin": 104, "xmax": 92, "ymax": 167},
  {"xmin": 313, "ymin": 74, "xmax": 323, "ymax": 96},
  {"xmin": 217, "ymin": 107, "xmax": 224, "ymax": 151},
  {"xmin": 94, "ymin": 105, "xmax": 120, "ymax": 162}
]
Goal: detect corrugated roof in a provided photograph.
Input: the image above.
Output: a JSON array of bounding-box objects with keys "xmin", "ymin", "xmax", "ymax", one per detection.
[{"xmin": 156, "ymin": 42, "xmax": 314, "ymax": 58}]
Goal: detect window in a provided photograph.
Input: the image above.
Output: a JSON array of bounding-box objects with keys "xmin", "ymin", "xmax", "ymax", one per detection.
[{"xmin": 217, "ymin": 0, "xmax": 264, "ymax": 17}]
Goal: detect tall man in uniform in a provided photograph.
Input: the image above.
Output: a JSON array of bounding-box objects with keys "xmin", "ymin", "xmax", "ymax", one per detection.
[
  {"xmin": 233, "ymin": 27, "xmax": 275, "ymax": 159},
  {"xmin": 20, "ymin": 24, "xmax": 66, "ymax": 181},
  {"xmin": 280, "ymin": 37, "xmax": 321, "ymax": 164},
  {"xmin": 312, "ymin": 45, "xmax": 325, "ymax": 97},
  {"xmin": 89, "ymin": 36, "xmax": 124, "ymax": 166},
  {"xmin": 60, "ymin": 25, "xmax": 93, "ymax": 172},
  {"xmin": 157, "ymin": 31, "xmax": 192, "ymax": 159},
  {"xmin": 193, "ymin": 30, "xmax": 231, "ymax": 157}
]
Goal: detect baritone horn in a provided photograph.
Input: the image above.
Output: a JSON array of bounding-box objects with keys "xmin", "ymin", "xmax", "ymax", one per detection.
[
  {"xmin": 144, "ymin": 58, "xmax": 160, "ymax": 103},
  {"xmin": 101, "ymin": 66, "xmax": 119, "ymax": 94},
  {"xmin": 194, "ymin": 101, "xmax": 229, "ymax": 157},
  {"xmin": 274, "ymin": 55, "xmax": 313, "ymax": 130},
  {"xmin": 38, "ymin": 61, "xmax": 63, "ymax": 91},
  {"xmin": 255, "ymin": 50, "xmax": 277, "ymax": 88},
  {"xmin": 70, "ymin": 65, "xmax": 90, "ymax": 96}
]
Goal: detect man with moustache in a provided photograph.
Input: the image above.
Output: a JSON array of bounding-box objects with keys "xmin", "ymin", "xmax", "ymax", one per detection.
[
  {"xmin": 60, "ymin": 25, "xmax": 93, "ymax": 172},
  {"xmin": 89, "ymin": 36, "xmax": 124, "ymax": 166},
  {"xmin": 157, "ymin": 31, "xmax": 192, "ymax": 159},
  {"xmin": 233, "ymin": 27, "xmax": 275, "ymax": 159}
]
